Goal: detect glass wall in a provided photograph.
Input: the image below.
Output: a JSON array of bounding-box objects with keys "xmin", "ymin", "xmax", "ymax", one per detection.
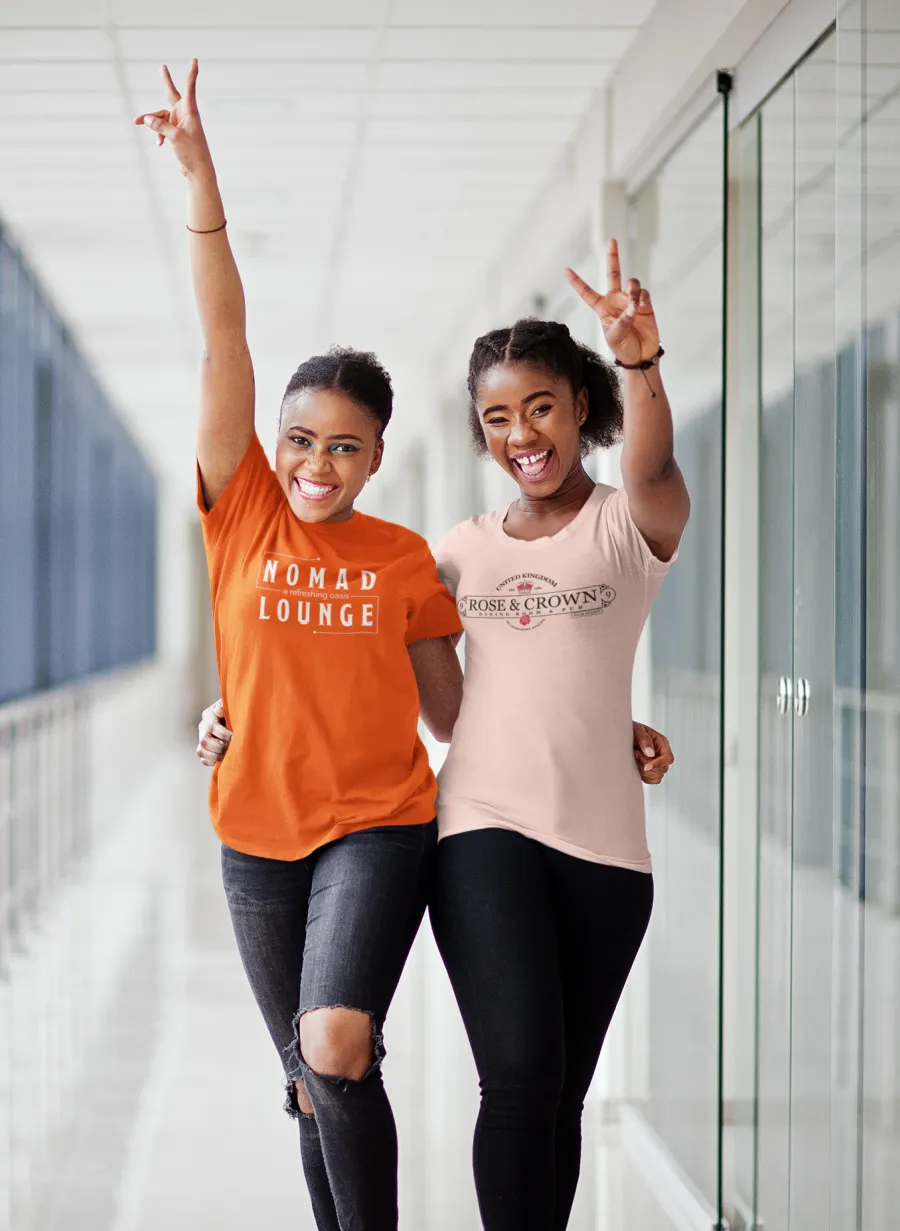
[
  {"xmin": 730, "ymin": 5, "xmax": 900, "ymax": 1227},
  {"xmin": 0, "ymin": 227, "xmax": 157, "ymax": 704},
  {"xmin": 627, "ymin": 100, "xmax": 727, "ymax": 1221}
]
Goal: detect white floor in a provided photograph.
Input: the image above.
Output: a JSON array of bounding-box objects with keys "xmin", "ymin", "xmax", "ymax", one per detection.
[{"xmin": 5, "ymin": 748, "xmax": 679, "ymax": 1231}]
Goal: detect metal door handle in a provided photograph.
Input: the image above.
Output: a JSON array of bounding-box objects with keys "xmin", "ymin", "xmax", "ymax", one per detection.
[
  {"xmin": 777, "ymin": 676, "xmax": 792, "ymax": 715},
  {"xmin": 794, "ymin": 677, "xmax": 810, "ymax": 717}
]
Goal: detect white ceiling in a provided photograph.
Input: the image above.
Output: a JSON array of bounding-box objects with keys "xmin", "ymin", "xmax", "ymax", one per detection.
[{"xmin": 0, "ymin": 0, "xmax": 655, "ymax": 488}]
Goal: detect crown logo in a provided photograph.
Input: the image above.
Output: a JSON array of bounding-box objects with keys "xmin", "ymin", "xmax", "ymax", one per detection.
[{"xmin": 516, "ymin": 582, "xmax": 533, "ymax": 591}]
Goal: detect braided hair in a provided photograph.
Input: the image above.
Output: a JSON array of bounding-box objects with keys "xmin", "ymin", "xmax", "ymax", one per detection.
[
  {"xmin": 280, "ymin": 346, "xmax": 393, "ymax": 435},
  {"xmin": 466, "ymin": 318, "xmax": 623, "ymax": 457}
]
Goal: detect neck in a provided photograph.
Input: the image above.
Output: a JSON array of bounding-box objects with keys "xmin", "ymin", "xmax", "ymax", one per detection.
[
  {"xmin": 325, "ymin": 504, "xmax": 355, "ymax": 523},
  {"xmin": 514, "ymin": 463, "xmax": 594, "ymax": 518}
]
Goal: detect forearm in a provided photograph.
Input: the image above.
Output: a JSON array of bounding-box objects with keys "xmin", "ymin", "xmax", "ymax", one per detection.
[
  {"xmin": 185, "ymin": 165, "xmax": 247, "ymax": 354},
  {"xmin": 619, "ymin": 367, "xmax": 675, "ymax": 485},
  {"xmin": 420, "ymin": 676, "xmax": 463, "ymax": 744},
  {"xmin": 409, "ymin": 637, "xmax": 464, "ymax": 743},
  {"xmin": 619, "ymin": 365, "xmax": 689, "ymax": 557}
]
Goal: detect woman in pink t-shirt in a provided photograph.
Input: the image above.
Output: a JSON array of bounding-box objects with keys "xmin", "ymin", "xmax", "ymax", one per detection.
[
  {"xmin": 427, "ymin": 242, "xmax": 689, "ymax": 1230},
  {"xmin": 198, "ymin": 242, "xmax": 683, "ymax": 1229}
]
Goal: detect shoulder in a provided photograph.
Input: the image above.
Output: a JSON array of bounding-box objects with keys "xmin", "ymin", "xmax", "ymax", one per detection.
[
  {"xmin": 354, "ymin": 513, "xmax": 434, "ymax": 563},
  {"xmin": 433, "ymin": 507, "xmax": 501, "ymax": 562},
  {"xmin": 591, "ymin": 482, "xmax": 619, "ymax": 508},
  {"xmin": 589, "ymin": 483, "xmax": 632, "ymax": 526},
  {"xmin": 431, "ymin": 509, "xmax": 501, "ymax": 596}
]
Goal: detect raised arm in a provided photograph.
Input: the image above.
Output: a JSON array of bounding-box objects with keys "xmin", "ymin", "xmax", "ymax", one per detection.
[
  {"xmin": 567, "ymin": 240, "xmax": 690, "ymax": 561},
  {"xmin": 135, "ymin": 60, "xmax": 254, "ymax": 509}
]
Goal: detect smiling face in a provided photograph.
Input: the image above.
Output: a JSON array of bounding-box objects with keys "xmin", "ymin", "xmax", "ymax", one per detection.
[
  {"xmin": 475, "ymin": 361, "xmax": 588, "ymax": 497},
  {"xmin": 275, "ymin": 388, "xmax": 384, "ymax": 523}
]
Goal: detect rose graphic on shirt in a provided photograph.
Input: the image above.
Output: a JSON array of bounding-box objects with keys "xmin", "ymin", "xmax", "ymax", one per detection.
[{"xmin": 457, "ymin": 573, "xmax": 616, "ymax": 631}]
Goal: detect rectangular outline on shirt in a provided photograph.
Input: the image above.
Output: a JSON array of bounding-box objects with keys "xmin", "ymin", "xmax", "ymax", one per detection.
[
  {"xmin": 255, "ymin": 551, "xmax": 322, "ymax": 593},
  {"xmin": 312, "ymin": 596, "xmax": 380, "ymax": 635},
  {"xmin": 458, "ymin": 583, "xmax": 615, "ymax": 619}
]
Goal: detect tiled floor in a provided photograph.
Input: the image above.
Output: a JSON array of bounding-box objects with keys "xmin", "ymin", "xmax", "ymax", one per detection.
[{"xmin": 6, "ymin": 747, "xmax": 679, "ymax": 1231}]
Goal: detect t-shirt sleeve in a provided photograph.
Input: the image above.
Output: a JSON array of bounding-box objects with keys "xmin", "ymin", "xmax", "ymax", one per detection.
[
  {"xmin": 405, "ymin": 543, "xmax": 464, "ymax": 645},
  {"xmin": 197, "ymin": 434, "xmax": 282, "ymax": 550},
  {"xmin": 601, "ymin": 485, "xmax": 679, "ymax": 578}
]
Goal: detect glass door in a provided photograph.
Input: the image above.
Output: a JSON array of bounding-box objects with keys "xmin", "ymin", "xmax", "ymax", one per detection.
[
  {"xmin": 754, "ymin": 63, "xmax": 795, "ymax": 1231},
  {"xmin": 742, "ymin": 25, "xmax": 866, "ymax": 1230},
  {"xmin": 788, "ymin": 34, "xmax": 838, "ymax": 1231}
]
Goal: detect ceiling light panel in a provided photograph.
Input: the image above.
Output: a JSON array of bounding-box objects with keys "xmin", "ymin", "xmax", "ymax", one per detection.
[
  {"xmin": 0, "ymin": 29, "xmax": 113, "ymax": 57},
  {"xmin": 125, "ymin": 58, "xmax": 370, "ymax": 98},
  {"xmin": 382, "ymin": 26, "xmax": 634, "ymax": 61},
  {"xmin": 0, "ymin": 1, "xmax": 107, "ymax": 25},
  {"xmin": 0, "ymin": 91, "xmax": 122, "ymax": 117},
  {"xmin": 187, "ymin": 93, "xmax": 365, "ymax": 120},
  {"xmin": 116, "ymin": 27, "xmax": 379, "ymax": 59},
  {"xmin": 108, "ymin": 0, "xmax": 388, "ymax": 21},
  {"xmin": 0, "ymin": 61, "xmax": 120, "ymax": 91},
  {"xmin": 0, "ymin": 116, "xmax": 131, "ymax": 144},
  {"xmin": 390, "ymin": 0, "xmax": 653, "ymax": 24},
  {"xmin": 376, "ymin": 61, "xmax": 604, "ymax": 91},
  {"xmin": 200, "ymin": 117, "xmax": 360, "ymax": 145},
  {"xmin": 368, "ymin": 89, "xmax": 591, "ymax": 118},
  {"xmin": 365, "ymin": 116, "xmax": 573, "ymax": 145}
]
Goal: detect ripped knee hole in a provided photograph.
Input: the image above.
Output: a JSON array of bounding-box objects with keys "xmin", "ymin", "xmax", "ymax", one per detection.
[{"xmin": 298, "ymin": 1006, "xmax": 377, "ymax": 1082}]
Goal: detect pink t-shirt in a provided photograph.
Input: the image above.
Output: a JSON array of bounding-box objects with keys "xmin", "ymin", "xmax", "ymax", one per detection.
[{"xmin": 434, "ymin": 483, "xmax": 676, "ymax": 871}]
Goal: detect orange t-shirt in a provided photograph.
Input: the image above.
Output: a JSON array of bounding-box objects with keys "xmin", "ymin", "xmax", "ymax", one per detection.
[{"xmin": 198, "ymin": 434, "xmax": 462, "ymax": 860}]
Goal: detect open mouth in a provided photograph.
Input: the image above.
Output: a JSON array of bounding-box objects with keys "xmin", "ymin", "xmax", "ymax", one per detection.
[
  {"xmin": 510, "ymin": 449, "xmax": 554, "ymax": 483},
  {"xmin": 293, "ymin": 476, "xmax": 339, "ymax": 502}
]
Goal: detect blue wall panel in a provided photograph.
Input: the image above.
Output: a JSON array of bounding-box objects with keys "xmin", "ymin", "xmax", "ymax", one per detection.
[{"xmin": 0, "ymin": 227, "xmax": 157, "ymax": 703}]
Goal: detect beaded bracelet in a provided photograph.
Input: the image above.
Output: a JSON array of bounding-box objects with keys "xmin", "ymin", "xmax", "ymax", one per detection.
[
  {"xmin": 614, "ymin": 345, "xmax": 664, "ymax": 397},
  {"xmin": 614, "ymin": 344, "xmax": 665, "ymax": 370}
]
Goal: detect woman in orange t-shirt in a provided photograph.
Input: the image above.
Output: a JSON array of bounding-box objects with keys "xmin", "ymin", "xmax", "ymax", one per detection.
[{"xmin": 136, "ymin": 63, "xmax": 463, "ymax": 1230}]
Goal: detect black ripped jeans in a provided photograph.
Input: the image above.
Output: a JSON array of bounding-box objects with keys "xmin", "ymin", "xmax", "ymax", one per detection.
[
  {"xmin": 430, "ymin": 827, "xmax": 654, "ymax": 1231},
  {"xmin": 221, "ymin": 821, "xmax": 436, "ymax": 1231}
]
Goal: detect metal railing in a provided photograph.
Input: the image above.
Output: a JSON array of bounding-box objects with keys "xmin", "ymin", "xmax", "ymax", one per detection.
[{"xmin": 0, "ymin": 686, "xmax": 90, "ymax": 980}]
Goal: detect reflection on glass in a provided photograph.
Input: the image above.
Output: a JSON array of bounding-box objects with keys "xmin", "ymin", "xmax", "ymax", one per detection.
[
  {"xmin": 861, "ymin": 2, "xmax": 900, "ymax": 1225},
  {"xmin": 628, "ymin": 102, "xmax": 725, "ymax": 1216}
]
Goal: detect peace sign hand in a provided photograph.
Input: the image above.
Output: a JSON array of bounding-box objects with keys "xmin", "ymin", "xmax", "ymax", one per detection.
[
  {"xmin": 566, "ymin": 239, "xmax": 660, "ymax": 368},
  {"xmin": 134, "ymin": 59, "xmax": 211, "ymax": 178}
]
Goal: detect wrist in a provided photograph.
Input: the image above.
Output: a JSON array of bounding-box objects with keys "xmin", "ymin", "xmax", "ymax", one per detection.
[
  {"xmin": 619, "ymin": 354, "xmax": 666, "ymax": 402},
  {"xmin": 614, "ymin": 345, "xmax": 664, "ymax": 371}
]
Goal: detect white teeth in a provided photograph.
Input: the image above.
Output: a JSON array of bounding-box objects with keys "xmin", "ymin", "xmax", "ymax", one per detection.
[
  {"xmin": 515, "ymin": 450, "xmax": 549, "ymax": 466},
  {"xmin": 297, "ymin": 479, "xmax": 335, "ymax": 495}
]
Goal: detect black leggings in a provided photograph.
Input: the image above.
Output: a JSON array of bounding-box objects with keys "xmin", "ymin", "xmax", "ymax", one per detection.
[{"xmin": 430, "ymin": 827, "xmax": 653, "ymax": 1231}]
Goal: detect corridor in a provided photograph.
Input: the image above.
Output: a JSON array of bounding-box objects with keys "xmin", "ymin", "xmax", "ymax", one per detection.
[
  {"xmin": 6, "ymin": 729, "xmax": 675, "ymax": 1231},
  {"xmin": 2, "ymin": 0, "xmax": 899, "ymax": 1228}
]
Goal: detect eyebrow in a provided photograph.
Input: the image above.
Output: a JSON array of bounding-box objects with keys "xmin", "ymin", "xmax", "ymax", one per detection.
[
  {"xmin": 481, "ymin": 390, "xmax": 555, "ymax": 418},
  {"xmin": 287, "ymin": 425, "xmax": 364, "ymax": 442}
]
